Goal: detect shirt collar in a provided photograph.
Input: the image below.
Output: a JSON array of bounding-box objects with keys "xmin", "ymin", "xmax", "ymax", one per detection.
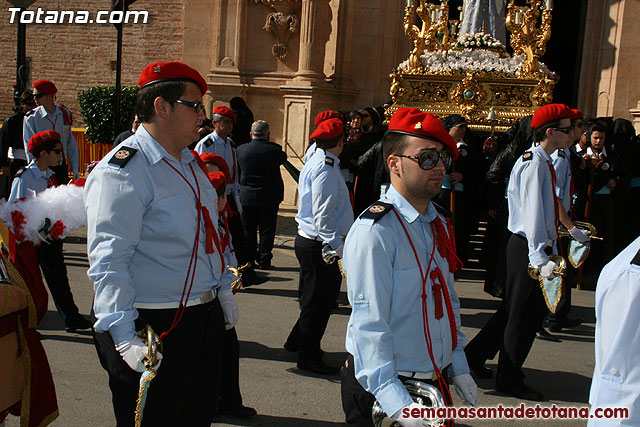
[
  {"xmin": 531, "ymin": 143, "xmax": 551, "ymax": 162},
  {"xmin": 587, "ymin": 146, "xmax": 607, "ymax": 158},
  {"xmin": 36, "ymin": 104, "xmax": 60, "ymax": 119},
  {"xmin": 27, "ymin": 160, "xmax": 54, "ymax": 179},
  {"xmin": 136, "ymin": 124, "xmax": 194, "ymax": 166},
  {"xmin": 212, "ymin": 130, "xmax": 228, "ymax": 145},
  {"xmin": 382, "ymin": 185, "xmax": 437, "ymax": 224}
]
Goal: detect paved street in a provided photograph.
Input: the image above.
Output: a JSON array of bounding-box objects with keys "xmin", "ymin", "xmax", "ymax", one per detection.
[{"xmin": 6, "ymin": 204, "xmax": 596, "ymax": 426}]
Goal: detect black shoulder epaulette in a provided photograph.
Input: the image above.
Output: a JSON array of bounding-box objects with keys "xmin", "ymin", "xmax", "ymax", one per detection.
[
  {"xmin": 432, "ymin": 201, "xmax": 452, "ymax": 218},
  {"xmin": 632, "ymin": 249, "xmax": 640, "ymax": 266},
  {"xmin": 325, "ymin": 156, "xmax": 334, "ymax": 167},
  {"xmin": 25, "ymin": 109, "xmax": 36, "ymax": 117},
  {"xmin": 522, "ymin": 151, "xmax": 533, "ymax": 161},
  {"xmin": 360, "ymin": 202, "xmax": 393, "ymax": 222},
  {"xmin": 108, "ymin": 146, "xmax": 137, "ymax": 168},
  {"xmin": 14, "ymin": 167, "xmax": 25, "ymax": 177},
  {"xmin": 557, "ymin": 149, "xmax": 565, "ymax": 158}
]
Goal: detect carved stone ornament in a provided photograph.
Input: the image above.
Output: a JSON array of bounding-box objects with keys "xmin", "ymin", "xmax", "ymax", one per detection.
[{"xmin": 255, "ymin": 0, "xmax": 301, "ymax": 59}]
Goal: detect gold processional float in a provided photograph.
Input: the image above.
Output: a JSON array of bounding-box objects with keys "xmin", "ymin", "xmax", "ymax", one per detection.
[{"xmin": 388, "ymin": 0, "xmax": 556, "ymax": 133}]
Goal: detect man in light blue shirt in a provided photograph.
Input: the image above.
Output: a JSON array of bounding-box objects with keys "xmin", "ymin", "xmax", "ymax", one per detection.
[
  {"xmin": 23, "ymin": 79, "xmax": 79, "ymax": 184},
  {"xmin": 495, "ymin": 103, "xmax": 574, "ymax": 402},
  {"xmin": 341, "ymin": 108, "xmax": 476, "ymax": 427},
  {"xmin": 284, "ymin": 117, "xmax": 353, "ymax": 375},
  {"xmin": 194, "ymin": 106, "xmax": 266, "ymax": 286},
  {"xmin": 588, "ymin": 236, "xmax": 640, "ymax": 426},
  {"xmin": 84, "ymin": 61, "xmax": 238, "ymax": 426},
  {"xmin": 9, "ymin": 130, "xmax": 91, "ymax": 333}
]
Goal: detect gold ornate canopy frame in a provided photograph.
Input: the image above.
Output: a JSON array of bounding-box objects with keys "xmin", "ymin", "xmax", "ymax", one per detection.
[{"xmin": 389, "ymin": 0, "xmax": 556, "ymax": 132}]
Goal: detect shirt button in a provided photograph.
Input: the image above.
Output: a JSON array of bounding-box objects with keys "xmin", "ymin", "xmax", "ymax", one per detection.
[
  {"xmin": 610, "ymin": 369, "xmax": 617, "ymax": 375},
  {"xmin": 358, "ymin": 293, "xmax": 364, "ymax": 300}
]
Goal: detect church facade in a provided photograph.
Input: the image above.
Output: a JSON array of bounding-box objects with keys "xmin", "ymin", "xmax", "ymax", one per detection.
[{"xmin": 1, "ymin": 0, "xmax": 639, "ymax": 200}]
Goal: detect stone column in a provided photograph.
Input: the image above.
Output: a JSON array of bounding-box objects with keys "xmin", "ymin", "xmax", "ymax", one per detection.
[
  {"xmin": 630, "ymin": 100, "xmax": 640, "ymax": 135},
  {"xmin": 294, "ymin": 0, "xmax": 325, "ymax": 82}
]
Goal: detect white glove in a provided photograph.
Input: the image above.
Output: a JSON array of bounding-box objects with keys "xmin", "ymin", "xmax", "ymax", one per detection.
[
  {"xmin": 218, "ymin": 288, "xmax": 239, "ymax": 330},
  {"xmin": 115, "ymin": 336, "xmax": 163, "ymax": 373},
  {"xmin": 72, "ymin": 170, "xmax": 80, "ymax": 180},
  {"xmin": 568, "ymin": 226, "xmax": 589, "ymax": 243},
  {"xmin": 539, "ymin": 260, "xmax": 558, "ymax": 279},
  {"xmin": 453, "ymin": 373, "xmax": 478, "ymax": 406},
  {"xmin": 391, "ymin": 402, "xmax": 430, "ymax": 427}
]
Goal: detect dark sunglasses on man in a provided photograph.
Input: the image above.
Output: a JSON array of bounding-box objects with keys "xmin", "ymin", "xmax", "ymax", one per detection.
[
  {"xmin": 48, "ymin": 149, "xmax": 62, "ymax": 155},
  {"xmin": 174, "ymin": 99, "xmax": 206, "ymax": 114},
  {"xmin": 551, "ymin": 126, "xmax": 572, "ymax": 135},
  {"xmin": 394, "ymin": 148, "xmax": 453, "ymax": 170},
  {"xmin": 34, "ymin": 93, "xmax": 47, "ymax": 99}
]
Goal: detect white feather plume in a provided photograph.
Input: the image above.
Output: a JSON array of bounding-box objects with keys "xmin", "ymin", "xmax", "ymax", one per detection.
[{"xmin": 0, "ymin": 184, "xmax": 86, "ymax": 244}]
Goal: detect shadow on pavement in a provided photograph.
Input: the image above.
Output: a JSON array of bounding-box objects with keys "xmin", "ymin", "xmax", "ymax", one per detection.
[
  {"xmin": 241, "ymin": 287, "xmax": 298, "ymax": 299},
  {"xmin": 459, "ymin": 296, "xmax": 502, "ymax": 311},
  {"xmin": 39, "ymin": 333, "xmax": 95, "ymax": 345},
  {"xmin": 461, "ymin": 311, "xmax": 496, "ymax": 330},
  {"xmin": 480, "ymin": 367, "xmax": 591, "ymax": 404},
  {"xmin": 213, "ymin": 414, "xmax": 345, "ymax": 426},
  {"xmin": 64, "ymin": 236, "xmax": 87, "ymax": 244}
]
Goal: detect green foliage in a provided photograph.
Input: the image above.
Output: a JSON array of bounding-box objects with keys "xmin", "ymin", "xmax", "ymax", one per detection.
[{"xmin": 77, "ymin": 85, "xmax": 138, "ymax": 144}]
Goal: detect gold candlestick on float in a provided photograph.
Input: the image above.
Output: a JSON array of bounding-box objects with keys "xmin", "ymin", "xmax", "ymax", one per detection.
[{"xmin": 505, "ymin": 0, "xmax": 553, "ymax": 78}]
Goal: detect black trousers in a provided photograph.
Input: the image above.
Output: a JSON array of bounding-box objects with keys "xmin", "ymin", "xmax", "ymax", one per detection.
[
  {"xmin": 92, "ymin": 299, "xmax": 225, "ymax": 427},
  {"xmin": 340, "ymin": 354, "xmax": 454, "ymax": 427},
  {"xmin": 219, "ymin": 327, "xmax": 244, "ymax": 410},
  {"xmin": 241, "ymin": 202, "xmax": 279, "ymax": 265},
  {"xmin": 464, "ymin": 302, "xmax": 506, "ymax": 364},
  {"xmin": 497, "ymin": 234, "xmax": 548, "ymax": 385},
  {"xmin": 227, "ymin": 196, "xmax": 250, "ymax": 265},
  {"xmin": 36, "ymin": 239, "xmax": 80, "ymax": 324},
  {"xmin": 287, "ymin": 235, "xmax": 342, "ymax": 364}
]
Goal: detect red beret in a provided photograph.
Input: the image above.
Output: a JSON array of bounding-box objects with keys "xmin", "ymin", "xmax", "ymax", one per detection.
[
  {"xmin": 200, "ymin": 153, "xmax": 230, "ymax": 182},
  {"xmin": 387, "ymin": 108, "xmax": 458, "ymax": 160},
  {"xmin": 32, "ymin": 80, "xmax": 57, "ymax": 95},
  {"xmin": 208, "ymin": 171, "xmax": 227, "ymax": 190},
  {"xmin": 28, "ymin": 130, "xmax": 61, "ymax": 154},
  {"xmin": 531, "ymin": 103, "xmax": 572, "ymax": 129},
  {"xmin": 310, "ymin": 118, "xmax": 343, "ymax": 143},
  {"xmin": 314, "ymin": 110, "xmax": 342, "ymax": 126},
  {"xmin": 570, "ymin": 109, "xmax": 583, "ymax": 120},
  {"xmin": 138, "ymin": 61, "xmax": 207, "ymax": 96},
  {"xmin": 213, "ymin": 106, "xmax": 236, "ymax": 124}
]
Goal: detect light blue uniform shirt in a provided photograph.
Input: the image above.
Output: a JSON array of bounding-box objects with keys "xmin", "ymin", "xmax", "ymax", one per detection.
[
  {"xmin": 551, "ymin": 148, "xmax": 572, "ymax": 212},
  {"xmin": 588, "ymin": 236, "xmax": 640, "ymax": 426},
  {"xmin": 343, "ymin": 185, "xmax": 468, "ymax": 417},
  {"xmin": 23, "ymin": 105, "xmax": 79, "ymax": 173},
  {"xmin": 85, "ymin": 125, "xmax": 232, "ymax": 346},
  {"xmin": 507, "ymin": 144, "xmax": 558, "ymax": 267},
  {"xmin": 295, "ymin": 148, "xmax": 353, "ymax": 250},
  {"xmin": 303, "ymin": 142, "xmax": 316, "ymax": 162},
  {"xmin": 194, "ymin": 131, "xmax": 239, "ymax": 196},
  {"xmin": 8, "ymin": 160, "xmax": 55, "ymax": 201}
]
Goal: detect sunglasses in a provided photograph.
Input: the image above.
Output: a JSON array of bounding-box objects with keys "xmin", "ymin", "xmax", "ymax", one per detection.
[
  {"xmin": 395, "ymin": 149, "xmax": 453, "ymax": 170},
  {"xmin": 551, "ymin": 126, "xmax": 573, "ymax": 135},
  {"xmin": 48, "ymin": 149, "xmax": 62, "ymax": 154},
  {"xmin": 34, "ymin": 93, "xmax": 47, "ymax": 99},
  {"xmin": 174, "ymin": 99, "xmax": 206, "ymax": 114},
  {"xmin": 361, "ymin": 114, "xmax": 371, "ymax": 118}
]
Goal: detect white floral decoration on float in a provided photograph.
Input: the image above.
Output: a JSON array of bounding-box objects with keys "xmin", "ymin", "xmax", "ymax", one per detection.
[
  {"xmin": 397, "ymin": 32, "xmax": 557, "ymax": 79},
  {"xmin": 455, "ymin": 32, "xmax": 506, "ymax": 51},
  {"xmin": 0, "ymin": 183, "xmax": 87, "ymax": 244}
]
